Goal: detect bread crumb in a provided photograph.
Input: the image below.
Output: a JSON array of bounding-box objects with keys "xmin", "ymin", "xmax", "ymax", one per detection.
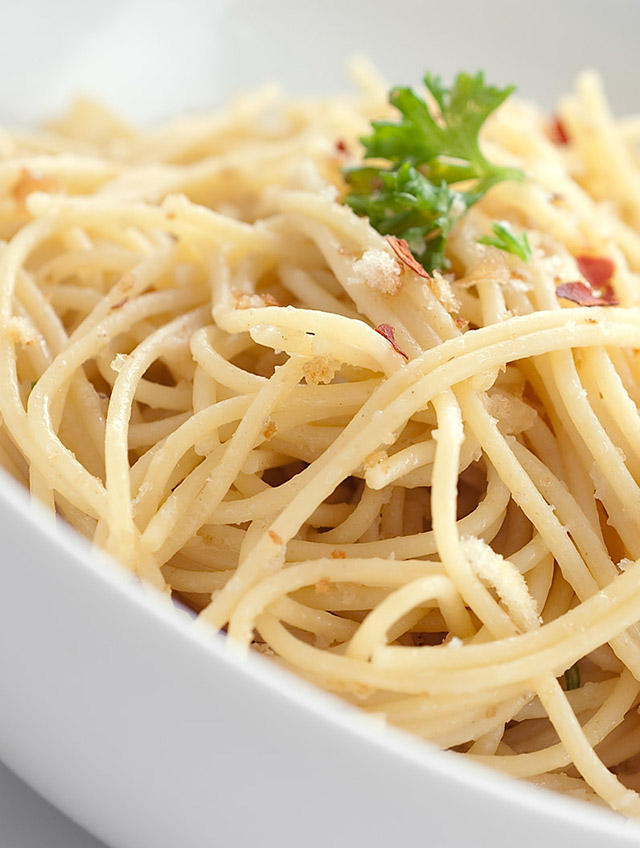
[
  {"xmin": 315, "ymin": 577, "xmax": 331, "ymax": 594},
  {"xmin": 462, "ymin": 535, "xmax": 540, "ymax": 631},
  {"xmin": 350, "ymin": 248, "xmax": 402, "ymax": 295},
  {"xmin": 331, "ymin": 549, "xmax": 346, "ymax": 559},
  {"xmin": 430, "ymin": 269, "xmax": 461, "ymax": 313},
  {"xmin": 110, "ymin": 352, "xmax": 129, "ymax": 373},
  {"xmin": 364, "ymin": 449, "xmax": 387, "ymax": 471},
  {"xmin": 302, "ymin": 355, "xmax": 338, "ymax": 385},
  {"xmin": 262, "ymin": 419, "xmax": 276, "ymax": 440},
  {"xmin": 5, "ymin": 317, "xmax": 41, "ymax": 346},
  {"xmin": 233, "ymin": 291, "xmax": 281, "ymax": 309}
]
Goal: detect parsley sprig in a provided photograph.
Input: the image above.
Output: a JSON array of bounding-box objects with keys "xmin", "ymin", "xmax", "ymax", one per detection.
[
  {"xmin": 344, "ymin": 71, "xmax": 523, "ymax": 272},
  {"xmin": 479, "ymin": 221, "xmax": 532, "ymax": 262}
]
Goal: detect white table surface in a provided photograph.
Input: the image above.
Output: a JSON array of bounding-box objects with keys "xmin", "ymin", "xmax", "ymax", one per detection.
[{"xmin": 0, "ymin": 758, "xmax": 108, "ymax": 848}]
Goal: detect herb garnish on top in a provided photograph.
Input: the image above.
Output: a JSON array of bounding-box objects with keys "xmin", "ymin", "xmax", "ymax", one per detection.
[{"xmin": 343, "ymin": 71, "xmax": 524, "ymax": 272}]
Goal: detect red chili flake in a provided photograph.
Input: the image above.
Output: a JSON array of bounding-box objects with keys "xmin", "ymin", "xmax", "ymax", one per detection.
[
  {"xmin": 335, "ymin": 138, "xmax": 348, "ymax": 154},
  {"xmin": 556, "ymin": 281, "xmax": 619, "ymax": 307},
  {"xmin": 550, "ymin": 115, "xmax": 569, "ymax": 145},
  {"xmin": 386, "ymin": 236, "xmax": 431, "ymax": 279},
  {"xmin": 374, "ymin": 323, "xmax": 409, "ymax": 360},
  {"xmin": 576, "ymin": 255, "xmax": 615, "ymax": 288}
]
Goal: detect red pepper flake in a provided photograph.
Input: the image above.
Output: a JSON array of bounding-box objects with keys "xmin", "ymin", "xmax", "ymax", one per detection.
[
  {"xmin": 576, "ymin": 255, "xmax": 615, "ymax": 289},
  {"xmin": 335, "ymin": 138, "xmax": 348, "ymax": 154},
  {"xmin": 268, "ymin": 530, "xmax": 283, "ymax": 545},
  {"xmin": 386, "ymin": 236, "xmax": 431, "ymax": 279},
  {"xmin": 550, "ymin": 115, "xmax": 569, "ymax": 145},
  {"xmin": 331, "ymin": 549, "xmax": 346, "ymax": 559},
  {"xmin": 374, "ymin": 323, "xmax": 409, "ymax": 360},
  {"xmin": 556, "ymin": 281, "xmax": 619, "ymax": 307}
]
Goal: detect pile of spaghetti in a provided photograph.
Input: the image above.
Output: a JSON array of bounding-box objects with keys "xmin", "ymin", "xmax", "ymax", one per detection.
[{"xmin": 3, "ymin": 63, "xmax": 640, "ymax": 814}]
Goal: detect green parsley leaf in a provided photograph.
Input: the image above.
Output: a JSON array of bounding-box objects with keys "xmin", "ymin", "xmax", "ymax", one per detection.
[
  {"xmin": 343, "ymin": 71, "xmax": 523, "ymax": 272},
  {"xmin": 564, "ymin": 662, "xmax": 581, "ymax": 691},
  {"xmin": 345, "ymin": 162, "xmax": 468, "ymax": 272},
  {"xmin": 479, "ymin": 221, "xmax": 532, "ymax": 262}
]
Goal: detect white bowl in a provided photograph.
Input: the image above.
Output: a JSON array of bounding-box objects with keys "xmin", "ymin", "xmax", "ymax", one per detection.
[{"xmin": 1, "ymin": 2, "xmax": 640, "ymax": 846}]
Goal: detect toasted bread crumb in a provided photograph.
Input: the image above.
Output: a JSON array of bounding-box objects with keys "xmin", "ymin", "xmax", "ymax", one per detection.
[
  {"xmin": 430, "ymin": 269, "xmax": 461, "ymax": 313},
  {"xmin": 5, "ymin": 317, "xmax": 41, "ymax": 346},
  {"xmin": 233, "ymin": 290, "xmax": 281, "ymax": 309},
  {"xmin": 302, "ymin": 355, "xmax": 338, "ymax": 385},
  {"xmin": 364, "ymin": 449, "xmax": 387, "ymax": 471}
]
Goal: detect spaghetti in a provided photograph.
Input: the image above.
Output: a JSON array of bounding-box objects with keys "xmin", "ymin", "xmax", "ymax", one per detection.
[{"xmin": 2, "ymin": 63, "xmax": 640, "ymax": 813}]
